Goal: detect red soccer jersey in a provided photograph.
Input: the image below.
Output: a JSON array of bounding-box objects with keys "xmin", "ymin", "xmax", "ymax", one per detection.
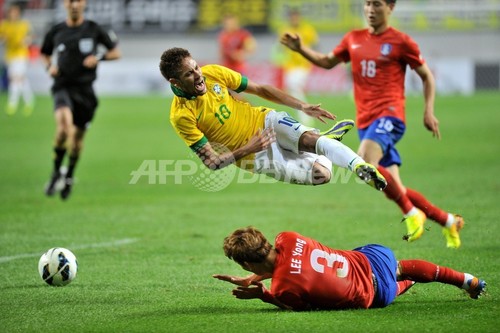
[
  {"xmin": 270, "ymin": 232, "xmax": 375, "ymax": 311},
  {"xmin": 333, "ymin": 27, "xmax": 425, "ymax": 129},
  {"xmin": 218, "ymin": 28, "xmax": 252, "ymax": 73}
]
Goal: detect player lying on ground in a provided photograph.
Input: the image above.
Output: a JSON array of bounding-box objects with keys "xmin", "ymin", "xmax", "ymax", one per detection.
[
  {"xmin": 159, "ymin": 47, "xmax": 386, "ymax": 190},
  {"xmin": 214, "ymin": 227, "xmax": 486, "ymax": 311}
]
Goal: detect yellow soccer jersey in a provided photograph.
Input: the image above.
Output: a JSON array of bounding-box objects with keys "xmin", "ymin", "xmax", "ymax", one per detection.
[
  {"xmin": 0, "ymin": 19, "xmax": 31, "ymax": 62},
  {"xmin": 169, "ymin": 64, "xmax": 271, "ymax": 170},
  {"xmin": 279, "ymin": 22, "xmax": 318, "ymax": 71}
]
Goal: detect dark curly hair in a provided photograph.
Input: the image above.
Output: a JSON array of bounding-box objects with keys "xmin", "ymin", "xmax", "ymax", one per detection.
[
  {"xmin": 223, "ymin": 227, "xmax": 273, "ymax": 265},
  {"xmin": 159, "ymin": 47, "xmax": 191, "ymax": 81}
]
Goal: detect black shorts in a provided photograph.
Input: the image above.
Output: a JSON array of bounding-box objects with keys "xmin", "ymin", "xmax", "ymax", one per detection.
[{"xmin": 53, "ymin": 86, "xmax": 98, "ymax": 130}]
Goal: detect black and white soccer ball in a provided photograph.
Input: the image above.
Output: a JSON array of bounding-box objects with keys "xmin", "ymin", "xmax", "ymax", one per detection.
[{"xmin": 38, "ymin": 247, "xmax": 78, "ymax": 286}]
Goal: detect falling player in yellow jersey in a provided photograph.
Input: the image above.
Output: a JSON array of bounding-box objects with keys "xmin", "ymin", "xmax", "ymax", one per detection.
[
  {"xmin": 159, "ymin": 47, "xmax": 386, "ymax": 190},
  {"xmin": 0, "ymin": 3, "xmax": 34, "ymax": 116}
]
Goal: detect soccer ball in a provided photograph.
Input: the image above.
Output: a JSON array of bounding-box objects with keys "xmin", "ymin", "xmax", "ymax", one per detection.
[{"xmin": 38, "ymin": 247, "xmax": 78, "ymax": 286}]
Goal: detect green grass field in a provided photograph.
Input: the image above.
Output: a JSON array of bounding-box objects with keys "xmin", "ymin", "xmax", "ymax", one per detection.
[{"xmin": 0, "ymin": 92, "xmax": 499, "ymax": 332}]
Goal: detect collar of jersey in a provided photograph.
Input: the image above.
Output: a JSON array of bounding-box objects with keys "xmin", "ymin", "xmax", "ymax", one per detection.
[{"xmin": 170, "ymin": 85, "xmax": 197, "ymax": 100}]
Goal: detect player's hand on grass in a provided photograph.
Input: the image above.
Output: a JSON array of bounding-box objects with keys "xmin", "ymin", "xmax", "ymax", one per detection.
[
  {"xmin": 232, "ymin": 281, "xmax": 267, "ymax": 300},
  {"xmin": 280, "ymin": 32, "xmax": 301, "ymax": 52},
  {"xmin": 212, "ymin": 274, "xmax": 253, "ymax": 287},
  {"xmin": 302, "ymin": 104, "xmax": 336, "ymax": 124}
]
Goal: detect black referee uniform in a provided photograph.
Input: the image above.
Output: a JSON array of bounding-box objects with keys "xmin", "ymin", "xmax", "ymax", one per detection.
[{"xmin": 41, "ymin": 20, "xmax": 118, "ymax": 129}]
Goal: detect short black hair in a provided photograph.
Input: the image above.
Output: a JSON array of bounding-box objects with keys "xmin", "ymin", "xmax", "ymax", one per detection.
[
  {"xmin": 159, "ymin": 47, "xmax": 191, "ymax": 81},
  {"xmin": 385, "ymin": 0, "xmax": 397, "ymax": 4}
]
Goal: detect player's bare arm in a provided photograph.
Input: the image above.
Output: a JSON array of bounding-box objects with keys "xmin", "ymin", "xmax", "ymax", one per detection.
[
  {"xmin": 415, "ymin": 63, "xmax": 440, "ymax": 139},
  {"xmin": 196, "ymin": 128, "xmax": 276, "ymax": 170},
  {"xmin": 280, "ymin": 32, "xmax": 341, "ymax": 69},
  {"xmin": 102, "ymin": 46, "xmax": 122, "ymax": 61},
  {"xmin": 233, "ymin": 281, "xmax": 293, "ymax": 310},
  {"xmin": 42, "ymin": 54, "xmax": 59, "ymax": 77},
  {"xmin": 279, "ymin": 32, "xmax": 302, "ymax": 52},
  {"xmin": 212, "ymin": 272, "xmax": 272, "ymax": 287},
  {"xmin": 244, "ymin": 80, "xmax": 335, "ymax": 123},
  {"xmin": 83, "ymin": 46, "xmax": 121, "ymax": 68}
]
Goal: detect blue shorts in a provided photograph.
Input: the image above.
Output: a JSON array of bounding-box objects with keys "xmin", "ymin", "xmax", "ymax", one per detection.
[
  {"xmin": 358, "ymin": 117, "xmax": 405, "ymax": 167},
  {"xmin": 354, "ymin": 244, "xmax": 398, "ymax": 308}
]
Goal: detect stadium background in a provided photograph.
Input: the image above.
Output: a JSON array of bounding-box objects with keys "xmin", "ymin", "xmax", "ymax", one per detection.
[
  {"xmin": 0, "ymin": 0, "xmax": 499, "ymax": 96},
  {"xmin": 0, "ymin": 2, "xmax": 499, "ymax": 332}
]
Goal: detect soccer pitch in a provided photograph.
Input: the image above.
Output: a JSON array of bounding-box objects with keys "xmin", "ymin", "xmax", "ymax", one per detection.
[{"xmin": 0, "ymin": 93, "xmax": 498, "ymax": 332}]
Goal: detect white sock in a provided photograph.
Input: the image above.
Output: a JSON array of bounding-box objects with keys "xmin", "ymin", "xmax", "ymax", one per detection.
[
  {"xmin": 404, "ymin": 207, "xmax": 418, "ymax": 218},
  {"xmin": 445, "ymin": 213, "xmax": 455, "ymax": 228},
  {"xmin": 315, "ymin": 136, "xmax": 364, "ymax": 170},
  {"xmin": 21, "ymin": 80, "xmax": 34, "ymax": 105},
  {"xmin": 8, "ymin": 81, "xmax": 22, "ymax": 107},
  {"xmin": 462, "ymin": 273, "xmax": 474, "ymax": 289}
]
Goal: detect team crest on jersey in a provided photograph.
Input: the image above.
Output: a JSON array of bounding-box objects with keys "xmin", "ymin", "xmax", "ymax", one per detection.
[
  {"xmin": 213, "ymin": 83, "xmax": 222, "ymax": 95},
  {"xmin": 79, "ymin": 38, "xmax": 94, "ymax": 54},
  {"xmin": 380, "ymin": 43, "xmax": 392, "ymax": 56}
]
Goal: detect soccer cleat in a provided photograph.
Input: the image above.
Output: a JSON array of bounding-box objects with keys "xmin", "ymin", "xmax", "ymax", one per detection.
[
  {"xmin": 6, "ymin": 104, "xmax": 17, "ymax": 116},
  {"xmin": 320, "ymin": 119, "xmax": 355, "ymax": 141},
  {"xmin": 44, "ymin": 171, "xmax": 61, "ymax": 197},
  {"xmin": 354, "ymin": 163, "xmax": 387, "ymax": 191},
  {"xmin": 23, "ymin": 104, "xmax": 34, "ymax": 117},
  {"xmin": 402, "ymin": 209, "xmax": 426, "ymax": 242},
  {"xmin": 60, "ymin": 178, "xmax": 73, "ymax": 200},
  {"xmin": 442, "ymin": 215, "xmax": 465, "ymax": 249},
  {"xmin": 466, "ymin": 277, "xmax": 486, "ymax": 299}
]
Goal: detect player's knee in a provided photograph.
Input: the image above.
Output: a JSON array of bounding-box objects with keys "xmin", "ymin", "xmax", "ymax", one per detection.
[
  {"xmin": 298, "ymin": 131, "xmax": 320, "ymax": 153},
  {"xmin": 311, "ymin": 163, "xmax": 331, "ymax": 185},
  {"xmin": 72, "ymin": 137, "xmax": 85, "ymax": 153},
  {"xmin": 73, "ymin": 142, "xmax": 83, "ymax": 154},
  {"xmin": 55, "ymin": 128, "xmax": 67, "ymax": 143}
]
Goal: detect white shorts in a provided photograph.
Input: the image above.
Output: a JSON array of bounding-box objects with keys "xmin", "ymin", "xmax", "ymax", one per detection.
[
  {"xmin": 7, "ymin": 58, "xmax": 28, "ymax": 78},
  {"xmin": 253, "ymin": 111, "xmax": 332, "ymax": 185}
]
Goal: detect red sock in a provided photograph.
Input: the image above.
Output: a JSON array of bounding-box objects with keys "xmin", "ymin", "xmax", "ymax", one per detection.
[
  {"xmin": 377, "ymin": 166, "xmax": 414, "ymax": 214},
  {"xmin": 406, "ymin": 188, "xmax": 448, "ymax": 226},
  {"xmin": 399, "ymin": 260, "xmax": 464, "ymax": 288},
  {"xmin": 397, "ymin": 280, "xmax": 415, "ymax": 296}
]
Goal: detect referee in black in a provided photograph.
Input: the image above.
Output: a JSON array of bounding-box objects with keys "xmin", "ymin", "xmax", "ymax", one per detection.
[{"xmin": 41, "ymin": 0, "xmax": 121, "ymax": 200}]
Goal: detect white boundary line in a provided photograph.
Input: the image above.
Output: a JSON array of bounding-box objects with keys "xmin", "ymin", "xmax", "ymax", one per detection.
[{"xmin": 0, "ymin": 238, "xmax": 139, "ymax": 264}]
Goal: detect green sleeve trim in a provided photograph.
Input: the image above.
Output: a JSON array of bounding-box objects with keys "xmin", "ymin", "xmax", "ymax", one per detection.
[
  {"xmin": 171, "ymin": 84, "xmax": 197, "ymax": 100},
  {"xmin": 190, "ymin": 136, "xmax": 208, "ymax": 152},
  {"xmin": 234, "ymin": 75, "xmax": 248, "ymax": 93}
]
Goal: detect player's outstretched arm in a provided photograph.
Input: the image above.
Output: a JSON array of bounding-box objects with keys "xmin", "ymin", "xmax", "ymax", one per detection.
[
  {"xmin": 280, "ymin": 32, "xmax": 341, "ymax": 69},
  {"xmin": 213, "ymin": 272, "xmax": 272, "ymax": 287},
  {"xmin": 245, "ymin": 80, "xmax": 335, "ymax": 123}
]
